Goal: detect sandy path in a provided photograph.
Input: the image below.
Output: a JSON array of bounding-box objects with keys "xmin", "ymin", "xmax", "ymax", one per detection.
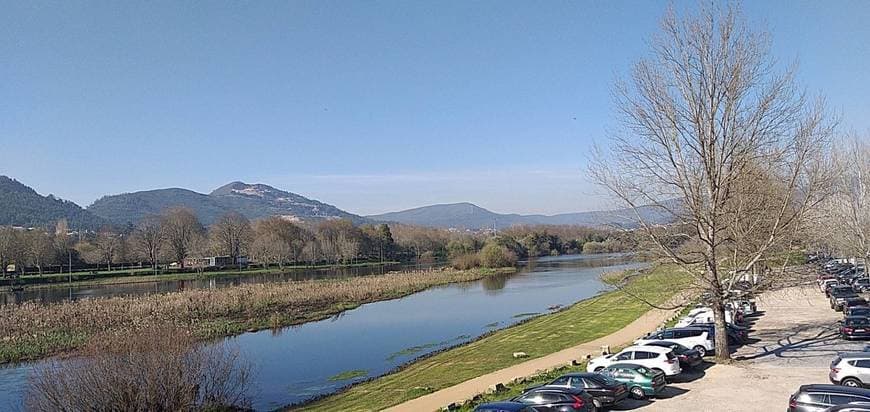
[{"xmin": 384, "ymin": 306, "xmax": 678, "ymax": 412}]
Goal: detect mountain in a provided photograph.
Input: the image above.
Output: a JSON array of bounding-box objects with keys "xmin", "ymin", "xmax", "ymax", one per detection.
[
  {"xmin": 367, "ymin": 202, "xmax": 674, "ymax": 230},
  {"xmin": 0, "ymin": 176, "xmax": 108, "ymax": 230},
  {"xmin": 88, "ymin": 181, "xmax": 364, "ymax": 226}
]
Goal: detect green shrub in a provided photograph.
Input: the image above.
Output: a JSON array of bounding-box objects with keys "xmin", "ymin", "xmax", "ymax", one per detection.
[{"xmin": 479, "ymin": 243, "xmax": 517, "ymax": 268}]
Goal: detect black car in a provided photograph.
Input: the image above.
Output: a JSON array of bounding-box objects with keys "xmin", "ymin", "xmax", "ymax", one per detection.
[
  {"xmin": 789, "ymin": 384, "xmax": 870, "ymax": 412},
  {"xmin": 474, "ymin": 402, "xmax": 540, "ymax": 412},
  {"xmin": 845, "ymin": 298, "xmax": 870, "ymax": 312},
  {"xmin": 511, "ymin": 387, "xmax": 596, "ymax": 412},
  {"xmin": 842, "ymin": 317, "xmax": 870, "ymax": 340},
  {"xmin": 846, "ymin": 307, "xmax": 870, "ymax": 318},
  {"xmin": 642, "ymin": 340, "xmax": 704, "ymax": 368},
  {"xmin": 834, "ymin": 289, "xmax": 861, "ymax": 311},
  {"xmin": 530, "ymin": 373, "xmax": 629, "ymax": 409},
  {"xmin": 689, "ymin": 323, "xmax": 745, "ymax": 345}
]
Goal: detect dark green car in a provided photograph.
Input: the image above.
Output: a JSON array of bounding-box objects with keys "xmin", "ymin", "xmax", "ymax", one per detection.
[{"xmin": 599, "ymin": 363, "xmax": 666, "ymax": 399}]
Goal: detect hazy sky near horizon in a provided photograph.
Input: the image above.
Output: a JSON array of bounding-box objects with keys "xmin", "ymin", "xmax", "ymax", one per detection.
[{"xmin": 2, "ymin": 1, "xmax": 869, "ymax": 215}]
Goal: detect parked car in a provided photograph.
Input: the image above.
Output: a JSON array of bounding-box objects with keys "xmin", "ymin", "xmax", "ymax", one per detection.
[
  {"xmin": 688, "ymin": 322, "xmax": 747, "ymax": 345},
  {"xmin": 638, "ymin": 340, "xmax": 704, "ymax": 369},
  {"xmin": 634, "ymin": 327, "xmax": 714, "ymax": 357},
  {"xmin": 528, "ymin": 373, "xmax": 629, "ymax": 409},
  {"xmin": 823, "ymin": 279, "xmax": 842, "ymax": 292},
  {"xmin": 854, "ymin": 279, "xmax": 870, "ymax": 293},
  {"xmin": 789, "ymin": 384, "xmax": 870, "ymax": 412},
  {"xmin": 730, "ymin": 299, "xmax": 757, "ymax": 316},
  {"xmin": 822, "ymin": 401, "xmax": 870, "ymax": 411},
  {"xmin": 845, "ymin": 298, "xmax": 870, "ymax": 312},
  {"xmin": 586, "ymin": 345, "xmax": 681, "ymax": 377},
  {"xmin": 598, "ymin": 363, "xmax": 666, "ymax": 400},
  {"xmin": 842, "ymin": 317, "xmax": 870, "ymax": 340},
  {"xmin": 675, "ymin": 307, "xmax": 736, "ymax": 327},
  {"xmin": 845, "ymin": 306, "xmax": 870, "ymax": 318},
  {"xmin": 831, "ymin": 353, "xmax": 870, "ymax": 387},
  {"xmin": 474, "ymin": 402, "xmax": 540, "ymax": 412},
  {"xmin": 833, "ymin": 289, "xmax": 861, "ymax": 311},
  {"xmin": 511, "ymin": 387, "xmax": 595, "ymax": 412}
]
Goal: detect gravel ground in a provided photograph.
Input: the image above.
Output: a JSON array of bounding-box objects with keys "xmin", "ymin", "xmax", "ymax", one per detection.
[{"xmin": 608, "ymin": 283, "xmax": 862, "ymax": 412}]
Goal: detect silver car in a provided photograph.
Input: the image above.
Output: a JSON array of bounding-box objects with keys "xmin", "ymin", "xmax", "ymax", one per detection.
[{"xmin": 831, "ymin": 353, "xmax": 870, "ymax": 387}]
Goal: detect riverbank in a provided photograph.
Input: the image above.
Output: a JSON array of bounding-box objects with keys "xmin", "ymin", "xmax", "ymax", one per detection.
[
  {"xmin": 2, "ymin": 260, "xmax": 404, "ymax": 290},
  {"xmin": 294, "ymin": 265, "xmax": 690, "ymax": 411},
  {"xmin": 0, "ymin": 267, "xmax": 510, "ymax": 364}
]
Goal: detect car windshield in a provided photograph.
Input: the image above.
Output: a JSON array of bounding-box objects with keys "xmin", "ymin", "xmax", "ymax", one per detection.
[{"xmin": 848, "ymin": 318, "xmax": 870, "ymax": 326}]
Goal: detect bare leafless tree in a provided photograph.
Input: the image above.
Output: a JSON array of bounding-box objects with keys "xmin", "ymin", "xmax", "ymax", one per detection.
[
  {"xmin": 26, "ymin": 327, "xmax": 251, "ymax": 412},
  {"xmin": 209, "ymin": 212, "xmax": 252, "ymax": 264},
  {"xmin": 25, "ymin": 230, "xmax": 55, "ymax": 276},
  {"xmin": 132, "ymin": 214, "xmax": 165, "ymax": 271},
  {"xmin": 161, "ymin": 207, "xmax": 203, "ymax": 268},
  {"xmin": 819, "ymin": 135, "xmax": 870, "ymax": 262},
  {"xmin": 590, "ymin": 4, "xmax": 836, "ymax": 361}
]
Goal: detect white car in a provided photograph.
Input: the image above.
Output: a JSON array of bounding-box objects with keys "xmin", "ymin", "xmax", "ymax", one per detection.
[
  {"xmin": 675, "ymin": 307, "xmax": 733, "ymax": 327},
  {"xmin": 634, "ymin": 327, "xmax": 714, "ymax": 356},
  {"xmin": 585, "ymin": 345, "xmax": 682, "ymax": 376}
]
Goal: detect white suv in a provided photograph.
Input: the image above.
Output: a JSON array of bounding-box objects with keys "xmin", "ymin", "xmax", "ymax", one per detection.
[
  {"xmin": 586, "ymin": 345, "xmax": 682, "ymax": 377},
  {"xmin": 634, "ymin": 327, "xmax": 714, "ymax": 357},
  {"xmin": 675, "ymin": 307, "xmax": 733, "ymax": 327}
]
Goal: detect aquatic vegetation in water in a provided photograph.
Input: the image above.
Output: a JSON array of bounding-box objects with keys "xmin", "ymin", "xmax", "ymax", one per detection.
[
  {"xmin": 328, "ymin": 369, "xmax": 368, "ymax": 382},
  {"xmin": 512, "ymin": 312, "xmax": 541, "ymax": 318}
]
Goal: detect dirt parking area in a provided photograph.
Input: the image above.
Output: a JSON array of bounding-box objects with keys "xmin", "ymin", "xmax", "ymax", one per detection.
[{"xmin": 609, "ymin": 284, "xmax": 864, "ymax": 412}]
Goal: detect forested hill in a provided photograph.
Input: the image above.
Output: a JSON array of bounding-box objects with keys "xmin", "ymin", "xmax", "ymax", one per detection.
[
  {"xmin": 87, "ymin": 181, "xmax": 365, "ymax": 226},
  {"xmin": 367, "ymin": 202, "xmax": 674, "ymax": 230},
  {"xmin": 0, "ymin": 176, "xmax": 108, "ymax": 230}
]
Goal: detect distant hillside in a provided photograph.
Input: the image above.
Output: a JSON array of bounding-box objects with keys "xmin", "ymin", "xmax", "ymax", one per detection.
[
  {"xmin": 367, "ymin": 202, "xmax": 674, "ymax": 230},
  {"xmin": 88, "ymin": 181, "xmax": 365, "ymax": 226},
  {"xmin": 0, "ymin": 176, "xmax": 108, "ymax": 230}
]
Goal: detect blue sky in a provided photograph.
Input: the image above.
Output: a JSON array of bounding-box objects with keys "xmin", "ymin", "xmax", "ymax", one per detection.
[{"xmin": 2, "ymin": 1, "xmax": 868, "ymax": 215}]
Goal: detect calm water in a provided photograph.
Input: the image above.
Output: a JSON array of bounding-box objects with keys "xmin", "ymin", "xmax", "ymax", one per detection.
[
  {"xmin": 0, "ymin": 262, "xmax": 439, "ymax": 305},
  {"xmin": 0, "ymin": 254, "xmax": 643, "ymax": 411}
]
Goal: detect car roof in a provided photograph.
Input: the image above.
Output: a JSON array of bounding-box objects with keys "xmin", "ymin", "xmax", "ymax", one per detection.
[
  {"xmin": 560, "ymin": 372, "xmax": 603, "ymax": 379},
  {"xmin": 664, "ymin": 326, "xmax": 707, "ymax": 331},
  {"xmin": 620, "ymin": 345, "xmax": 671, "ymax": 353},
  {"xmin": 644, "ymin": 340, "xmax": 689, "ymax": 349},
  {"xmin": 475, "ymin": 401, "xmax": 533, "ymax": 411},
  {"xmin": 838, "ymin": 352, "xmax": 870, "ymax": 360},
  {"xmin": 525, "ymin": 386, "xmax": 584, "ymax": 395},
  {"xmin": 608, "ymin": 362, "xmax": 645, "ymax": 369},
  {"xmin": 799, "ymin": 384, "xmax": 870, "ymax": 395}
]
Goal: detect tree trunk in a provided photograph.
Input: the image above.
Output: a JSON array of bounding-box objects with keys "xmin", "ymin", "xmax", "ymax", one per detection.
[{"xmin": 712, "ymin": 293, "xmax": 731, "ymax": 363}]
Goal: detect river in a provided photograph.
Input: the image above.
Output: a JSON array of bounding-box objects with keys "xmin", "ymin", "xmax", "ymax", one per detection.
[{"xmin": 0, "ymin": 253, "xmax": 644, "ymax": 411}]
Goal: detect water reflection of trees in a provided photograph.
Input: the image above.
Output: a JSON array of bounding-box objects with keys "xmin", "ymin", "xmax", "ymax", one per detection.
[{"xmin": 481, "ymin": 274, "xmax": 509, "ymax": 295}]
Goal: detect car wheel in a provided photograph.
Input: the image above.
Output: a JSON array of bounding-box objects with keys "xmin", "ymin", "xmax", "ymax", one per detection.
[
  {"xmin": 629, "ymin": 386, "xmax": 645, "ymax": 399},
  {"xmin": 842, "ymin": 378, "xmax": 863, "ymax": 388},
  {"xmin": 693, "ymin": 345, "xmax": 707, "ymax": 357},
  {"xmin": 590, "ymin": 399, "xmax": 600, "ymax": 412}
]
